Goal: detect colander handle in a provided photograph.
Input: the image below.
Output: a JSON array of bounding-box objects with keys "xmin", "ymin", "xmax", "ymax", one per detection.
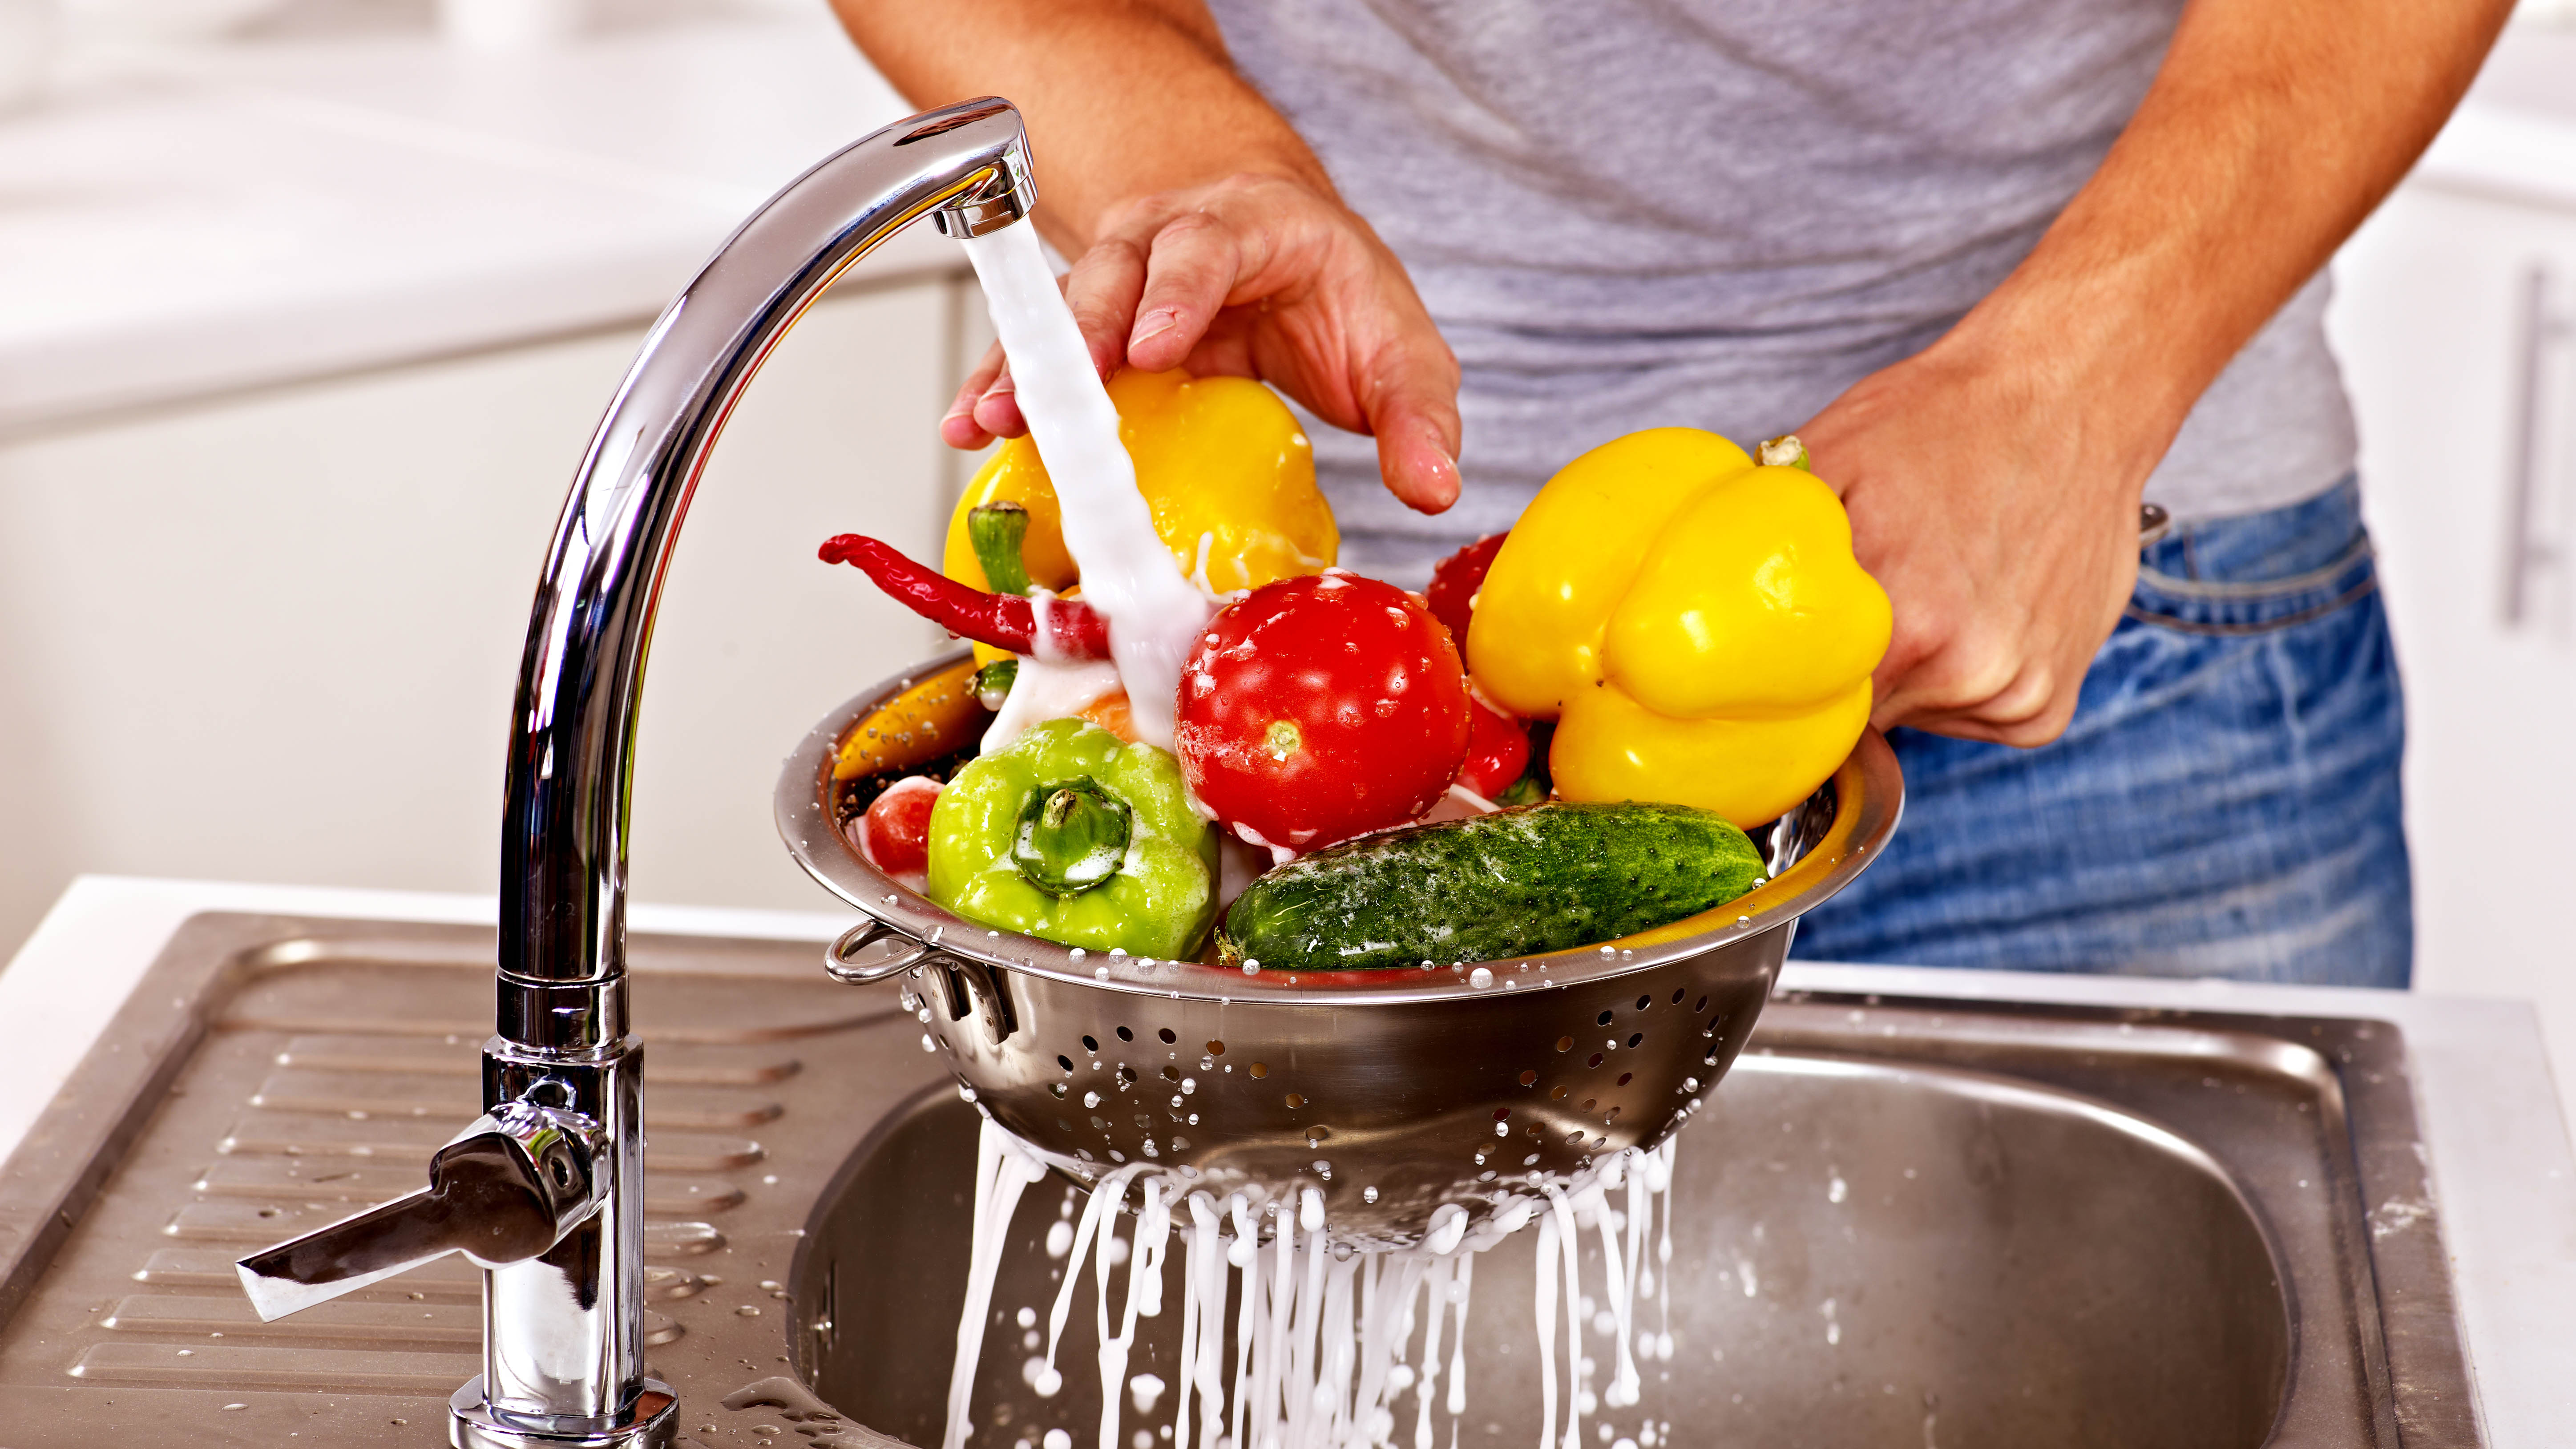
[{"xmin": 825, "ymin": 917, "xmax": 938, "ymax": 984}]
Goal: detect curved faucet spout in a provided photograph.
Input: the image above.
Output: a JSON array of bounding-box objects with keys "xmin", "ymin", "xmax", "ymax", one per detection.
[
  {"xmin": 503, "ymin": 95, "xmax": 1034, "ymax": 1005},
  {"xmin": 238, "ymin": 96, "xmax": 1038, "ymax": 1449}
]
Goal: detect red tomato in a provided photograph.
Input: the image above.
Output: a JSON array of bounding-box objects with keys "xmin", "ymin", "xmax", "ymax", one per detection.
[
  {"xmin": 1456, "ymin": 692, "xmax": 1531, "ymax": 800},
  {"xmin": 1176, "ymin": 572, "xmax": 1472, "ymax": 851},
  {"xmin": 859, "ymin": 775, "xmax": 941, "ymax": 875},
  {"xmin": 1425, "ymin": 533, "xmax": 1507, "ymax": 646}
]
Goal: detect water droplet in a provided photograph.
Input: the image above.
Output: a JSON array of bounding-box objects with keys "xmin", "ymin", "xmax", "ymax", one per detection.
[
  {"xmin": 1469, "ymin": 967, "xmax": 1494, "ymax": 989},
  {"xmin": 1083, "ymin": 1091, "xmax": 1101, "ymax": 1109},
  {"xmin": 1363, "ymin": 1186, "xmax": 1379, "ymax": 1203}
]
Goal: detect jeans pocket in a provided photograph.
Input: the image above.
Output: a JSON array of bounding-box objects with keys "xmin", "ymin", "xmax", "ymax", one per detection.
[{"xmin": 2125, "ymin": 476, "xmax": 2380, "ymax": 636}]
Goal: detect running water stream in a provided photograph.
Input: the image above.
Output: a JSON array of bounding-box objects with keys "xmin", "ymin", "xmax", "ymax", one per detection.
[
  {"xmin": 941, "ymin": 214, "xmax": 1684, "ymax": 1449},
  {"xmin": 957, "ymin": 223, "xmax": 1216, "ymax": 751},
  {"xmin": 944, "ymin": 1129, "xmax": 1683, "ymax": 1449}
]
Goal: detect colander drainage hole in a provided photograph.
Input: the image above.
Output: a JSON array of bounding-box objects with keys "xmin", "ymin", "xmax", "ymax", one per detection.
[
  {"xmin": 1587, "ymin": 1053, "xmax": 1604, "ymax": 1068},
  {"xmin": 1695, "ymin": 993, "xmax": 1710, "ymax": 1012},
  {"xmin": 1628, "ymin": 1032, "xmax": 1645, "ymax": 1047},
  {"xmin": 1672, "ymin": 988, "xmax": 1686, "ymax": 1004},
  {"xmin": 1158, "ymin": 1028, "xmax": 1177, "ymax": 1044},
  {"xmin": 1249, "ymin": 1063, "xmax": 1268, "ymax": 1078},
  {"xmin": 1285, "ymin": 1093, "xmax": 1306, "ymax": 1109},
  {"xmin": 1617, "ymin": 1073, "xmax": 1633, "ymax": 1086},
  {"xmin": 1635, "ymin": 994, "xmax": 1651, "ymax": 1011},
  {"xmin": 1057, "ymin": 1055, "xmax": 1074, "ymax": 1074},
  {"xmin": 1517, "ymin": 1069, "xmax": 1537, "ymax": 1086},
  {"xmin": 1555, "ymin": 1036, "xmax": 1573, "ymax": 1053},
  {"xmin": 1205, "ymin": 1039, "xmax": 1226, "ymax": 1055},
  {"xmin": 1082, "ymin": 1035, "xmax": 1099, "ymax": 1053},
  {"xmin": 1581, "ymin": 1098, "xmax": 1597, "ymax": 1112},
  {"xmin": 1116, "ymin": 1026, "xmax": 1134, "ymax": 1042},
  {"xmin": 1596, "ymin": 1010, "xmax": 1615, "ymax": 1026},
  {"xmin": 1550, "ymin": 1086, "xmax": 1568, "ymax": 1101},
  {"xmin": 1161, "ymin": 1066, "xmax": 1181, "ymax": 1082}
]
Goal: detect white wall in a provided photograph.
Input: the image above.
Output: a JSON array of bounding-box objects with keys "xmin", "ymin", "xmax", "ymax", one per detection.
[
  {"xmin": 2330, "ymin": 180, "xmax": 2576, "ymax": 1117},
  {"xmin": 0, "ymin": 275, "xmax": 972, "ymax": 953}
]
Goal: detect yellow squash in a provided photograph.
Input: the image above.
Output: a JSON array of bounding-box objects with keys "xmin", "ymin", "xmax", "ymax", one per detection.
[
  {"xmin": 1468, "ymin": 428, "xmax": 1890, "ymax": 827},
  {"xmin": 943, "ymin": 369, "xmax": 1336, "ymax": 663}
]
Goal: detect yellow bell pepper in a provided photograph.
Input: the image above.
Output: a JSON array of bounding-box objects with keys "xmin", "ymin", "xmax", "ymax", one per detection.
[
  {"xmin": 943, "ymin": 369, "xmax": 1336, "ymax": 664},
  {"xmin": 1467, "ymin": 428, "xmax": 1890, "ymax": 827}
]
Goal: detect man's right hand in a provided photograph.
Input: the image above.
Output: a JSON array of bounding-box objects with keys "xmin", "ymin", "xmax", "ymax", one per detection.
[{"xmin": 941, "ymin": 171, "xmax": 1463, "ymax": 515}]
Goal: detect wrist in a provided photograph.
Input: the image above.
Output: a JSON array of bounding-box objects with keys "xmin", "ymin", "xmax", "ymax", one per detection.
[{"xmin": 1922, "ymin": 276, "xmax": 2204, "ymax": 487}]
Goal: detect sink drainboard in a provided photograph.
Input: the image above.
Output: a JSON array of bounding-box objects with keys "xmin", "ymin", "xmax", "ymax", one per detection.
[{"xmin": 0, "ymin": 915, "xmax": 2475, "ymax": 1446}]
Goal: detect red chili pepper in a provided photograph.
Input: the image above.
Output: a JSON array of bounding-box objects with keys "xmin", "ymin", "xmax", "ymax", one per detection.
[{"xmin": 819, "ymin": 534, "xmax": 1110, "ymax": 661}]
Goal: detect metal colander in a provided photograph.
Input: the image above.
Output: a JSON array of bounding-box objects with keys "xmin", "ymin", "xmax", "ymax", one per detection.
[{"xmin": 776, "ymin": 652, "xmax": 1901, "ymax": 1245}]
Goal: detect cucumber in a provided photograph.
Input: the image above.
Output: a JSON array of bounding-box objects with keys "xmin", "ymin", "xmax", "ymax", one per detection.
[{"xmin": 1219, "ymin": 802, "xmax": 1764, "ymax": 971}]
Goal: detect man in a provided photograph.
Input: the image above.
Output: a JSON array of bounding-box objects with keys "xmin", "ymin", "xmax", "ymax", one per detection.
[{"xmin": 840, "ymin": 0, "xmax": 2513, "ymax": 985}]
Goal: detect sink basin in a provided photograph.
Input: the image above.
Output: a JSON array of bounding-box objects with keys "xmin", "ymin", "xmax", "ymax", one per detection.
[
  {"xmin": 0, "ymin": 915, "xmax": 2476, "ymax": 1446},
  {"xmin": 812, "ymin": 1056, "xmax": 2285, "ymax": 1449}
]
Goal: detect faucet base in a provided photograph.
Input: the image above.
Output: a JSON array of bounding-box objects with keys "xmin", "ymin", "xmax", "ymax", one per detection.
[{"xmin": 450, "ymin": 1376, "xmax": 679, "ymax": 1449}]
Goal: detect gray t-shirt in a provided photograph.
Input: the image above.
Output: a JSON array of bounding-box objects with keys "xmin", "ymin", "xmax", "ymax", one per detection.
[{"xmin": 1206, "ymin": 0, "xmax": 2358, "ymax": 583}]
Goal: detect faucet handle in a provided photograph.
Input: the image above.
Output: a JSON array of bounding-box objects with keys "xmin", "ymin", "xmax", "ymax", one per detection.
[{"xmin": 235, "ymin": 1099, "xmax": 607, "ymax": 1321}]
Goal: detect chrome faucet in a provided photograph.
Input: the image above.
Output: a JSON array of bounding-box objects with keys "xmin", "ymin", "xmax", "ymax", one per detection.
[{"xmin": 234, "ymin": 97, "xmax": 1038, "ymax": 1449}]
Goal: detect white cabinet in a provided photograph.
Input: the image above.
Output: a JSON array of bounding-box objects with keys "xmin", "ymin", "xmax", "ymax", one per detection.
[
  {"xmin": 0, "ymin": 274, "xmax": 975, "ymax": 951},
  {"xmin": 2327, "ymin": 166, "xmax": 2576, "ymax": 1094}
]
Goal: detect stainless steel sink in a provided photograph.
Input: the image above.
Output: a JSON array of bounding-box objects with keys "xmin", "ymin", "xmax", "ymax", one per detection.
[{"xmin": 0, "ymin": 915, "xmax": 2475, "ymax": 1446}]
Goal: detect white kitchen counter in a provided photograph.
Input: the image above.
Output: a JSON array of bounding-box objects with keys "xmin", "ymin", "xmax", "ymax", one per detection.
[
  {"xmin": 5, "ymin": 875, "xmax": 2572, "ymax": 1441},
  {"xmin": 0, "ymin": 6, "xmax": 954, "ymax": 433}
]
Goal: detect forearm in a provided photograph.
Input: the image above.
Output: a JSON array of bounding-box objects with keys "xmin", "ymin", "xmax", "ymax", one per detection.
[
  {"xmin": 1944, "ymin": 0, "xmax": 2513, "ymax": 472},
  {"xmin": 833, "ymin": 0, "xmax": 1331, "ymax": 250}
]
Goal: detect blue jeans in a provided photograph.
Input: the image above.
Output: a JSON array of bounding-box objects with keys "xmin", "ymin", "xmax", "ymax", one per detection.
[{"xmin": 1792, "ymin": 476, "xmax": 2412, "ymax": 987}]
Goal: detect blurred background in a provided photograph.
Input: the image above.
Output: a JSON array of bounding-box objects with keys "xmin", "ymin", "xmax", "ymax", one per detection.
[{"xmin": 0, "ymin": 0, "xmax": 2568, "ymax": 1104}]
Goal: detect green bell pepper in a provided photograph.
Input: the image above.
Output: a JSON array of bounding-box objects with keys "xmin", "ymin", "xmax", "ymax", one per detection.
[{"xmin": 926, "ymin": 718, "xmax": 1218, "ymax": 958}]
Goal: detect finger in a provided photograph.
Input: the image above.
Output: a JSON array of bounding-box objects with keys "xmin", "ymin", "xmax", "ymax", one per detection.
[
  {"xmin": 1874, "ymin": 639, "xmax": 2076, "ymax": 745},
  {"xmin": 941, "ymin": 342, "xmax": 1007, "ymax": 448},
  {"xmin": 971, "ymin": 360, "xmax": 1028, "ymax": 439},
  {"xmin": 1359, "ymin": 337, "xmax": 1464, "ymax": 514},
  {"xmin": 1128, "ymin": 210, "xmax": 1247, "ymax": 374},
  {"xmin": 1867, "ymin": 626, "xmax": 2018, "ymax": 729},
  {"xmin": 1061, "ymin": 237, "xmax": 1149, "ymax": 379}
]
